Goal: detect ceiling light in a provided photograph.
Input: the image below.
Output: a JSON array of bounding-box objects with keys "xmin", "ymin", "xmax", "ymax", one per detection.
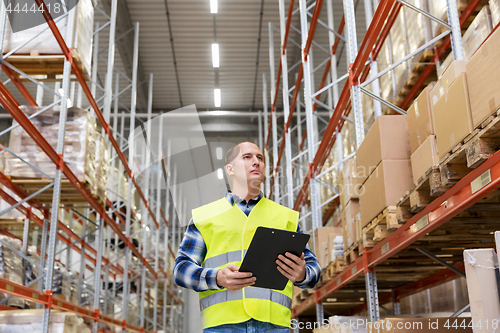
[
  {"xmin": 212, "ymin": 43, "xmax": 220, "ymax": 68},
  {"xmin": 214, "ymin": 88, "xmax": 221, "ymax": 107},
  {"xmin": 217, "ymin": 168, "xmax": 223, "ymax": 179},
  {"xmin": 210, "ymin": 0, "xmax": 218, "ymax": 13},
  {"xmin": 216, "ymin": 147, "xmax": 223, "ymax": 160}
]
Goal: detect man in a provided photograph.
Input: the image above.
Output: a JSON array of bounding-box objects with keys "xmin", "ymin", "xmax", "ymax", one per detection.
[{"xmin": 174, "ymin": 141, "xmax": 321, "ymax": 332}]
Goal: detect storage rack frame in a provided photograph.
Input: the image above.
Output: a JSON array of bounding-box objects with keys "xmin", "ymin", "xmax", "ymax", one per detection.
[
  {"xmin": 0, "ymin": 0, "xmax": 184, "ymax": 332},
  {"xmin": 262, "ymin": 0, "xmax": 497, "ymax": 329}
]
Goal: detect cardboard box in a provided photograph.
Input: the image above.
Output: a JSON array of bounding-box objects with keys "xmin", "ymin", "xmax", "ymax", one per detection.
[
  {"xmin": 432, "ymin": 73, "xmax": 473, "ymax": 160},
  {"xmin": 339, "ymin": 158, "xmax": 362, "ymax": 207},
  {"xmin": 464, "ymin": 248, "xmax": 500, "ymax": 333},
  {"xmin": 313, "ymin": 227, "xmax": 342, "ymax": 260},
  {"xmin": 410, "ymin": 135, "xmax": 439, "ymax": 184},
  {"xmin": 407, "ymin": 86, "xmax": 434, "ymax": 154},
  {"xmin": 341, "ymin": 199, "xmax": 359, "ymax": 249},
  {"xmin": 319, "ymin": 241, "xmax": 328, "ymax": 268},
  {"xmin": 359, "ymin": 160, "xmax": 413, "ymax": 228},
  {"xmin": 467, "ymin": 25, "xmax": 500, "ymax": 128},
  {"xmin": 430, "ymin": 60, "xmax": 467, "ymax": 107},
  {"xmin": 357, "ymin": 115, "xmax": 411, "ymax": 184}
]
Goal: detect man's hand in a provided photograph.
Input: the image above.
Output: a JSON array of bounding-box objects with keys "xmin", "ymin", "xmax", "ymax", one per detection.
[
  {"xmin": 216, "ymin": 264, "xmax": 256, "ymax": 291},
  {"xmin": 276, "ymin": 252, "xmax": 306, "ymax": 283}
]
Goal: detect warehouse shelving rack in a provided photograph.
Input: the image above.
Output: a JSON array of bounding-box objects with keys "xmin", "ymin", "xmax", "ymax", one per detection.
[
  {"xmin": 0, "ymin": 1, "xmax": 184, "ymax": 332},
  {"xmin": 263, "ymin": 0, "xmax": 498, "ymax": 329}
]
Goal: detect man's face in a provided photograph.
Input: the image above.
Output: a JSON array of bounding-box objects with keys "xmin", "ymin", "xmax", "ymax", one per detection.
[{"xmin": 227, "ymin": 142, "xmax": 265, "ymax": 187}]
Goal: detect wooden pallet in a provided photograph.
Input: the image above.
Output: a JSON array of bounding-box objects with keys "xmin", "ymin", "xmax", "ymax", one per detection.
[
  {"xmin": 10, "ymin": 177, "xmax": 104, "ymax": 207},
  {"xmin": 4, "ymin": 53, "xmax": 90, "ymax": 80},
  {"xmin": 396, "ymin": 167, "xmax": 443, "ymax": 224},
  {"xmin": 390, "ymin": 49, "xmax": 435, "ymax": 108},
  {"xmin": 344, "ymin": 240, "xmax": 360, "ymax": 264},
  {"xmin": 362, "ymin": 206, "xmax": 398, "ymax": 248},
  {"xmin": 437, "ymin": 108, "xmax": 500, "ymax": 192},
  {"xmin": 326, "ymin": 256, "xmax": 345, "ymax": 277}
]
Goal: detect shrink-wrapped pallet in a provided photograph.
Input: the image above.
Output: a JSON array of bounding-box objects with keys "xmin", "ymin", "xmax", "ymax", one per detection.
[
  {"xmin": 0, "ymin": 309, "xmax": 80, "ymax": 333},
  {"xmin": 0, "ymin": 236, "xmax": 23, "ymax": 308},
  {"xmin": 4, "ymin": 106, "xmax": 106, "ymax": 200},
  {"xmin": 462, "ymin": 5, "xmax": 493, "ymax": 59},
  {"xmin": 491, "ymin": 0, "xmax": 500, "ymax": 26},
  {"xmin": 107, "ymin": 166, "xmax": 127, "ymax": 203},
  {"xmin": 3, "ymin": 0, "xmax": 94, "ymax": 77},
  {"xmin": 390, "ymin": 12, "xmax": 409, "ymax": 97}
]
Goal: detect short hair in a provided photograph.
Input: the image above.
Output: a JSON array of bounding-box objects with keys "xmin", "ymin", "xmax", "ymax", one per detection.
[{"xmin": 225, "ymin": 141, "xmax": 256, "ymax": 165}]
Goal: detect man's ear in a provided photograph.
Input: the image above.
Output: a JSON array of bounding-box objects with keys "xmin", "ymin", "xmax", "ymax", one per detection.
[{"xmin": 225, "ymin": 163, "xmax": 234, "ymax": 176}]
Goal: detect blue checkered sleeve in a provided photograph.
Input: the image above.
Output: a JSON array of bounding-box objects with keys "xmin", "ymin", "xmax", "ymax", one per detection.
[
  {"xmin": 293, "ymin": 224, "xmax": 321, "ymax": 289},
  {"xmin": 174, "ymin": 220, "xmax": 321, "ymax": 291},
  {"xmin": 173, "ymin": 218, "xmax": 222, "ymax": 292}
]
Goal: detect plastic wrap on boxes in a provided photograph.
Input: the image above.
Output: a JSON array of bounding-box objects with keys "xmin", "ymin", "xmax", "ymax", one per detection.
[
  {"xmin": 3, "ymin": 0, "xmax": 94, "ymax": 77},
  {"xmin": 428, "ymin": 0, "xmax": 448, "ymax": 37},
  {"xmin": 107, "ymin": 167, "xmax": 127, "ymax": 202},
  {"xmin": 491, "ymin": 0, "xmax": 500, "ymax": 26},
  {"xmin": 52, "ymin": 264, "xmax": 71, "ymax": 301},
  {"xmin": 25, "ymin": 245, "xmax": 40, "ymax": 309},
  {"xmin": 377, "ymin": 39, "xmax": 393, "ymax": 111},
  {"xmin": 4, "ymin": 106, "xmax": 103, "ymax": 191},
  {"xmin": 390, "ymin": 12, "xmax": 410, "ymax": 97},
  {"xmin": 404, "ymin": 0, "xmax": 432, "ymax": 55},
  {"xmin": 0, "ymin": 236, "xmax": 23, "ymax": 308},
  {"xmin": 94, "ymin": 133, "xmax": 109, "ymax": 203},
  {"xmin": 462, "ymin": 5, "xmax": 493, "ymax": 59}
]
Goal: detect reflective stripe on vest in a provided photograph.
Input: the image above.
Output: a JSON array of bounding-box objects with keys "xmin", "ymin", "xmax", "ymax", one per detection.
[
  {"xmin": 199, "ymin": 287, "xmax": 292, "ymax": 311},
  {"xmin": 202, "ymin": 249, "xmax": 248, "ymax": 268}
]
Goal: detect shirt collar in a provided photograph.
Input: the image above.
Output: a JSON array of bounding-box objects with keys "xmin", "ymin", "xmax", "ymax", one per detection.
[{"xmin": 225, "ymin": 190, "xmax": 263, "ymax": 206}]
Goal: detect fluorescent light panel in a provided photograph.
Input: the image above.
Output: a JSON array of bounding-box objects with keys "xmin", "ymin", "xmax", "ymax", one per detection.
[
  {"xmin": 212, "ymin": 43, "xmax": 219, "ymax": 68},
  {"xmin": 210, "ymin": 0, "xmax": 218, "ymax": 13},
  {"xmin": 217, "ymin": 168, "xmax": 223, "ymax": 179},
  {"xmin": 216, "ymin": 147, "xmax": 223, "ymax": 160},
  {"xmin": 214, "ymin": 88, "xmax": 221, "ymax": 107}
]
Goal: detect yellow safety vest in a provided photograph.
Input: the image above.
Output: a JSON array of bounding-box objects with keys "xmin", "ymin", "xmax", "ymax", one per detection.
[{"xmin": 192, "ymin": 196, "xmax": 299, "ymax": 329}]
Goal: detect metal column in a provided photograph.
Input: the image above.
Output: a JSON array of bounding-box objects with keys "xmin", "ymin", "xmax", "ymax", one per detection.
[
  {"xmin": 263, "ymin": 73, "xmax": 271, "ymax": 197},
  {"xmin": 103, "ymin": 0, "xmax": 117, "ymax": 122},
  {"xmin": 447, "ymin": 0, "xmax": 465, "ymax": 60},
  {"xmin": 365, "ymin": 269, "xmax": 380, "ymax": 322},
  {"xmin": 299, "ymin": 0, "xmax": 323, "ymax": 325},
  {"xmin": 278, "ymin": 0, "xmax": 294, "ymax": 209},
  {"xmin": 343, "ymin": 0, "xmax": 365, "ymax": 148},
  {"xmin": 122, "ymin": 22, "xmax": 140, "ymax": 330},
  {"xmin": 41, "ymin": 3, "xmax": 77, "ymax": 331},
  {"xmin": 268, "ymin": 22, "xmax": 280, "ymax": 203}
]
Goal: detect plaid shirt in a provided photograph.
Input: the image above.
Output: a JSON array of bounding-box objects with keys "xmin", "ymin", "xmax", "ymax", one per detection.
[{"xmin": 173, "ymin": 191, "xmax": 321, "ymax": 292}]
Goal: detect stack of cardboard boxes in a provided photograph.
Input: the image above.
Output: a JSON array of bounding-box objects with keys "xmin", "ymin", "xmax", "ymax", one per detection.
[
  {"xmin": 313, "ymin": 226, "xmax": 343, "ymax": 270},
  {"xmin": 357, "ymin": 116, "xmax": 413, "ymax": 230},
  {"xmin": 339, "ymin": 158, "xmax": 361, "ymax": 251}
]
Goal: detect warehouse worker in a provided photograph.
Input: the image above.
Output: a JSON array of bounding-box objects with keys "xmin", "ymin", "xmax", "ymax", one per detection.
[{"xmin": 173, "ymin": 141, "xmax": 321, "ymax": 332}]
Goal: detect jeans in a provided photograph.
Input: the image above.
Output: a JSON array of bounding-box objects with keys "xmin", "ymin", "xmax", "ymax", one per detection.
[{"xmin": 203, "ymin": 318, "xmax": 290, "ymax": 333}]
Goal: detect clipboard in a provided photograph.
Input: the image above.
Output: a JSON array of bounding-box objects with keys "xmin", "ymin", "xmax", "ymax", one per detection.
[{"xmin": 239, "ymin": 226, "xmax": 310, "ymax": 290}]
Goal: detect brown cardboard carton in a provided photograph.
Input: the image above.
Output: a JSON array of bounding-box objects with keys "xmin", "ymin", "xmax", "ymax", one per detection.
[
  {"xmin": 318, "ymin": 241, "xmax": 328, "ymax": 268},
  {"xmin": 341, "ymin": 199, "xmax": 359, "ymax": 249},
  {"xmin": 432, "ymin": 73, "xmax": 473, "ymax": 160},
  {"xmin": 313, "ymin": 227, "xmax": 342, "ymax": 259},
  {"xmin": 410, "ymin": 135, "xmax": 439, "ymax": 184},
  {"xmin": 407, "ymin": 87, "xmax": 434, "ymax": 154},
  {"xmin": 359, "ymin": 160, "xmax": 413, "ymax": 228},
  {"xmin": 430, "ymin": 60, "xmax": 467, "ymax": 107},
  {"xmin": 357, "ymin": 115, "xmax": 410, "ymax": 184},
  {"xmin": 339, "ymin": 158, "xmax": 362, "ymax": 207},
  {"xmin": 466, "ymin": 25, "xmax": 500, "ymax": 128},
  {"xmin": 464, "ymin": 248, "xmax": 500, "ymax": 333}
]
